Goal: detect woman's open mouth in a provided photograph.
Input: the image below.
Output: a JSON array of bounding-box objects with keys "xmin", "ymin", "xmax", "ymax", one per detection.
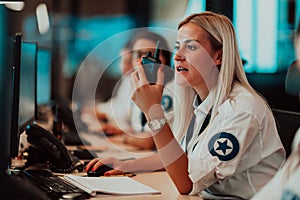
[{"xmin": 176, "ymin": 67, "xmax": 189, "ymax": 72}]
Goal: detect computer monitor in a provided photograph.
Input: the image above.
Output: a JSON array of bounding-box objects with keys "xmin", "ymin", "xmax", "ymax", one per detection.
[
  {"xmin": 37, "ymin": 47, "xmax": 52, "ymax": 105},
  {"xmin": 10, "ymin": 33, "xmax": 37, "ymax": 159},
  {"xmin": 10, "ymin": 33, "xmax": 22, "ymax": 159},
  {"xmin": 19, "ymin": 41, "xmax": 38, "ymax": 127}
]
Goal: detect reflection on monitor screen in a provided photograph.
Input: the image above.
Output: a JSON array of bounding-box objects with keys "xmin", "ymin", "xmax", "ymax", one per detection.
[{"xmin": 37, "ymin": 48, "xmax": 51, "ymax": 105}]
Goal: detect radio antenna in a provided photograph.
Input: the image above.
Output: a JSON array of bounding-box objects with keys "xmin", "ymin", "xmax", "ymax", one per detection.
[{"xmin": 154, "ymin": 41, "xmax": 161, "ymax": 63}]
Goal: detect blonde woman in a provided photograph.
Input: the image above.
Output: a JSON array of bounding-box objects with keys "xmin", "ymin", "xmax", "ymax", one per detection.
[{"xmin": 86, "ymin": 11, "xmax": 285, "ymax": 199}]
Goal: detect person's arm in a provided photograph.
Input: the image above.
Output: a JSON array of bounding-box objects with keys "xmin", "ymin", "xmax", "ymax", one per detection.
[
  {"xmin": 123, "ymin": 153, "xmax": 164, "ymax": 172},
  {"xmin": 109, "ymin": 132, "xmax": 155, "ymax": 150},
  {"xmin": 145, "ymin": 108, "xmax": 192, "ymax": 194},
  {"xmin": 130, "ymin": 65, "xmax": 193, "ymax": 194},
  {"xmin": 101, "ymin": 123, "xmax": 124, "ymax": 135},
  {"xmin": 123, "ymin": 132, "xmax": 155, "ymax": 149},
  {"xmin": 85, "ymin": 152, "xmax": 164, "ymax": 174}
]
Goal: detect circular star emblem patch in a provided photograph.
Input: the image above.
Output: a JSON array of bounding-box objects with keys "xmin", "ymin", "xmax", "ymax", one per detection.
[
  {"xmin": 161, "ymin": 95, "xmax": 172, "ymax": 112},
  {"xmin": 208, "ymin": 132, "xmax": 239, "ymax": 161}
]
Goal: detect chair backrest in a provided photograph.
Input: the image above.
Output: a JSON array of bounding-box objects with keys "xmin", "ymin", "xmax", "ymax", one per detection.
[
  {"xmin": 285, "ymin": 61, "xmax": 300, "ymax": 96},
  {"xmin": 273, "ymin": 108, "xmax": 300, "ymax": 157}
]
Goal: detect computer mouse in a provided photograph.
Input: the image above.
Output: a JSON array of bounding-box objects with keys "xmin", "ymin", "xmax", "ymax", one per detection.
[{"xmin": 87, "ymin": 164, "xmax": 113, "ymax": 177}]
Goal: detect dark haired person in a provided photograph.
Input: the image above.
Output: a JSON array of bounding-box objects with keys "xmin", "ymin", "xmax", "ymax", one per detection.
[{"xmin": 96, "ymin": 30, "xmax": 174, "ymax": 150}]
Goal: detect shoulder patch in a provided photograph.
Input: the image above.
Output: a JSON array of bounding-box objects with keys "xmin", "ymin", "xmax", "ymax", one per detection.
[
  {"xmin": 161, "ymin": 95, "xmax": 173, "ymax": 112},
  {"xmin": 208, "ymin": 132, "xmax": 239, "ymax": 161}
]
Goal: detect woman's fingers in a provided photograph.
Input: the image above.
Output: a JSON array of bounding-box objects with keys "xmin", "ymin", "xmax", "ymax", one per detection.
[
  {"xmin": 85, "ymin": 158, "xmax": 99, "ymax": 171},
  {"xmin": 85, "ymin": 157, "xmax": 130, "ymax": 176},
  {"xmin": 156, "ymin": 66, "xmax": 164, "ymax": 86},
  {"xmin": 130, "ymin": 70, "xmax": 139, "ymax": 90},
  {"xmin": 104, "ymin": 169, "xmax": 124, "ymax": 176},
  {"xmin": 137, "ymin": 66, "xmax": 148, "ymax": 83},
  {"xmin": 130, "ymin": 66, "xmax": 150, "ymax": 92},
  {"xmin": 131, "ymin": 65, "xmax": 165, "ymax": 89},
  {"xmin": 85, "ymin": 157, "xmax": 109, "ymax": 171}
]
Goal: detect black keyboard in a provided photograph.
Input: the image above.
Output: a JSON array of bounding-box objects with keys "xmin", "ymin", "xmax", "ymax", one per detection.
[{"xmin": 20, "ymin": 169, "xmax": 88, "ymax": 200}]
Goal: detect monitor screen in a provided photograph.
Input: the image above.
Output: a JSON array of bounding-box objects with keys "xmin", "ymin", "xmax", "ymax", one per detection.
[
  {"xmin": 19, "ymin": 41, "xmax": 37, "ymax": 128},
  {"xmin": 10, "ymin": 33, "xmax": 37, "ymax": 159},
  {"xmin": 37, "ymin": 48, "xmax": 52, "ymax": 105}
]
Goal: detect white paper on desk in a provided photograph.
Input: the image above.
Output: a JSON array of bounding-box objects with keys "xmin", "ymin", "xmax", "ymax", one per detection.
[{"xmin": 64, "ymin": 175, "xmax": 161, "ymax": 196}]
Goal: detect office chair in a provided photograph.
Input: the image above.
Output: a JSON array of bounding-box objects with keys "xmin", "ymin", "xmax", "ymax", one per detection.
[
  {"xmin": 273, "ymin": 109, "xmax": 300, "ymax": 157},
  {"xmin": 273, "ymin": 61, "xmax": 300, "ymax": 157},
  {"xmin": 285, "ymin": 60, "xmax": 300, "ymax": 96}
]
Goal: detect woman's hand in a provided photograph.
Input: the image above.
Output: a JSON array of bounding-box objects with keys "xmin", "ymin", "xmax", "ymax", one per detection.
[
  {"xmin": 100, "ymin": 123, "xmax": 124, "ymax": 135},
  {"xmin": 96, "ymin": 111, "xmax": 108, "ymax": 122},
  {"xmin": 85, "ymin": 157, "xmax": 129, "ymax": 176},
  {"xmin": 131, "ymin": 62, "xmax": 165, "ymax": 121}
]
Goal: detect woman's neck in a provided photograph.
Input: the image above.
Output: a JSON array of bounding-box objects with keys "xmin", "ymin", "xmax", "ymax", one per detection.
[{"xmin": 194, "ymin": 86, "xmax": 209, "ymax": 102}]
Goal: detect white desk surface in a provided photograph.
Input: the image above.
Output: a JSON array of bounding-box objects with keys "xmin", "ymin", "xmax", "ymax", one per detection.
[
  {"xmin": 89, "ymin": 171, "xmax": 203, "ymax": 200},
  {"xmin": 70, "ymin": 133, "xmax": 203, "ymax": 200},
  {"xmin": 16, "ymin": 117, "xmax": 204, "ymax": 200}
]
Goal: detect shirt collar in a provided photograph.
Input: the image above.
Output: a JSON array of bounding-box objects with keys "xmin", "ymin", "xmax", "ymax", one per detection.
[{"xmin": 193, "ymin": 92, "xmax": 213, "ymax": 115}]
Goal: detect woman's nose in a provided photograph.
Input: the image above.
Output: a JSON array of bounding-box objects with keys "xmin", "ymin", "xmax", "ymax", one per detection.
[{"xmin": 174, "ymin": 50, "xmax": 185, "ymax": 61}]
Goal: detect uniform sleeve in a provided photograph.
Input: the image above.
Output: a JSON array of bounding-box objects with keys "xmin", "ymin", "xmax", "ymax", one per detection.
[{"xmin": 188, "ymin": 104, "xmax": 263, "ymax": 195}]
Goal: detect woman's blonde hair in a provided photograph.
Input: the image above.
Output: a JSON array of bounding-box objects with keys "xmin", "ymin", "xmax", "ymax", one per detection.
[{"xmin": 172, "ymin": 11, "xmax": 267, "ymax": 141}]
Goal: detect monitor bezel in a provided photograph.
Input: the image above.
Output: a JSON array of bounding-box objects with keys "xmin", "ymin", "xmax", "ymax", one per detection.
[{"xmin": 10, "ymin": 32, "xmax": 22, "ymax": 159}]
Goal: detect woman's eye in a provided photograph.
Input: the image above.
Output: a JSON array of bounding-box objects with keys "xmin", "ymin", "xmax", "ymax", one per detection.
[
  {"xmin": 186, "ymin": 45, "xmax": 197, "ymax": 50},
  {"xmin": 173, "ymin": 45, "xmax": 180, "ymax": 51}
]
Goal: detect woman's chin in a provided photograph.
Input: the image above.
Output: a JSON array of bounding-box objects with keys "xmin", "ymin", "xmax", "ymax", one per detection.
[{"xmin": 175, "ymin": 74, "xmax": 189, "ymax": 86}]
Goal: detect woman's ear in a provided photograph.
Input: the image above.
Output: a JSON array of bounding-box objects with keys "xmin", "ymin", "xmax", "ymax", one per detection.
[{"xmin": 214, "ymin": 50, "xmax": 222, "ymax": 66}]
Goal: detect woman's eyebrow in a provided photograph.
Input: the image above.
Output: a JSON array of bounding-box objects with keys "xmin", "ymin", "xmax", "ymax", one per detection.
[{"xmin": 175, "ymin": 39, "xmax": 201, "ymax": 45}]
